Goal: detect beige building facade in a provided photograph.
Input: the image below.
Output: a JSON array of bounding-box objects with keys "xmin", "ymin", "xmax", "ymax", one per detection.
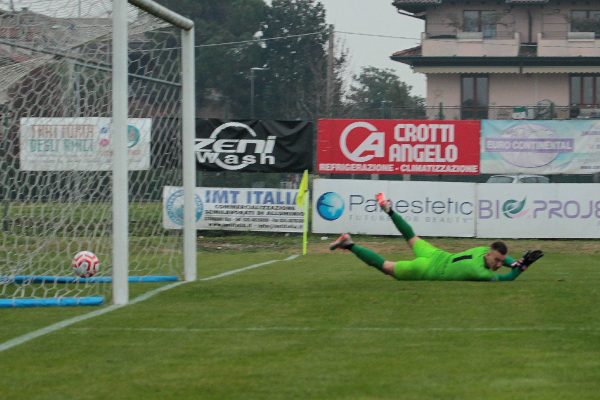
[{"xmin": 391, "ymin": 0, "xmax": 600, "ymax": 120}]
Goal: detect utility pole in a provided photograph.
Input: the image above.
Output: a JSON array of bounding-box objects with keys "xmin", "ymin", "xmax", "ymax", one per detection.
[
  {"xmin": 380, "ymin": 100, "xmax": 392, "ymax": 119},
  {"xmin": 326, "ymin": 27, "xmax": 334, "ymax": 117},
  {"xmin": 250, "ymin": 67, "xmax": 268, "ymax": 119}
]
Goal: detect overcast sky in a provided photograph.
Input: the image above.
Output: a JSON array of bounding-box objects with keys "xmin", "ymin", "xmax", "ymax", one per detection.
[
  {"xmin": 2, "ymin": 0, "xmax": 427, "ymax": 97},
  {"xmin": 319, "ymin": 0, "xmax": 426, "ymax": 97},
  {"xmin": 0, "ymin": 0, "xmax": 113, "ymax": 17}
]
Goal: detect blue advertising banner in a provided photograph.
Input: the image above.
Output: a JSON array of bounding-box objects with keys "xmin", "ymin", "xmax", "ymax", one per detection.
[
  {"xmin": 312, "ymin": 179, "xmax": 476, "ymax": 237},
  {"xmin": 311, "ymin": 179, "xmax": 600, "ymax": 238},
  {"xmin": 162, "ymin": 186, "xmax": 304, "ymax": 233},
  {"xmin": 476, "ymin": 184, "xmax": 600, "ymax": 238},
  {"xmin": 481, "ymin": 120, "xmax": 600, "ymax": 174}
]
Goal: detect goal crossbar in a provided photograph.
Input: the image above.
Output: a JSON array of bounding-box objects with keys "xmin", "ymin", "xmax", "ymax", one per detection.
[{"xmin": 129, "ymin": 0, "xmax": 194, "ymax": 30}]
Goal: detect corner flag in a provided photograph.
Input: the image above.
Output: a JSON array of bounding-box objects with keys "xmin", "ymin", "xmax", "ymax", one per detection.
[
  {"xmin": 297, "ymin": 170, "xmax": 309, "ymax": 255},
  {"xmin": 296, "ymin": 170, "xmax": 308, "ymax": 208}
]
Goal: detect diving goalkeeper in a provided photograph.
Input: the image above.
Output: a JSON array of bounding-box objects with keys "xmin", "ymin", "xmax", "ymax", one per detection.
[{"xmin": 329, "ymin": 193, "xmax": 543, "ymax": 282}]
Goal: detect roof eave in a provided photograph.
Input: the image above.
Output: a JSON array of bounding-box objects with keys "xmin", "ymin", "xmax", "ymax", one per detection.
[
  {"xmin": 393, "ymin": 0, "xmax": 550, "ymax": 13},
  {"xmin": 390, "ymin": 56, "xmax": 600, "ymax": 67}
]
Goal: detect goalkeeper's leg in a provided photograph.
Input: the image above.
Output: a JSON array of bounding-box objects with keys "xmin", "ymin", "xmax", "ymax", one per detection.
[
  {"xmin": 329, "ymin": 233, "xmax": 396, "ymax": 277},
  {"xmin": 376, "ymin": 192, "xmax": 418, "ymax": 246},
  {"xmin": 375, "ymin": 193, "xmax": 448, "ymax": 260},
  {"xmin": 329, "ymin": 233, "xmax": 434, "ymax": 280},
  {"xmin": 392, "ymin": 258, "xmax": 431, "ymax": 280}
]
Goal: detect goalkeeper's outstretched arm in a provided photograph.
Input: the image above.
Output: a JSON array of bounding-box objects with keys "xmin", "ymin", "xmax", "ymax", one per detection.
[
  {"xmin": 491, "ymin": 249, "xmax": 544, "ymax": 282},
  {"xmin": 492, "ymin": 267, "xmax": 522, "ymax": 281}
]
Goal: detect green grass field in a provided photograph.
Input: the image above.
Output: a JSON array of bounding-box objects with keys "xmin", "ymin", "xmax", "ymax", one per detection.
[{"xmin": 1, "ymin": 235, "xmax": 600, "ymax": 399}]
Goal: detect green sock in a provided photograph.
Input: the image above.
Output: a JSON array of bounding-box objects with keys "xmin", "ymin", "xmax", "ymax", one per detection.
[
  {"xmin": 389, "ymin": 211, "xmax": 415, "ymax": 241},
  {"xmin": 349, "ymin": 244, "xmax": 385, "ymax": 271}
]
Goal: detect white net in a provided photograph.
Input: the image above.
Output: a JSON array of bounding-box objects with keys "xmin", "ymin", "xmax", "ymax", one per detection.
[{"xmin": 0, "ymin": 1, "xmax": 185, "ymax": 305}]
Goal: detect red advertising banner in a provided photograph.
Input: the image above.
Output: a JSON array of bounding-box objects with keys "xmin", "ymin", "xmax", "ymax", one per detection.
[{"xmin": 317, "ymin": 119, "xmax": 481, "ymax": 175}]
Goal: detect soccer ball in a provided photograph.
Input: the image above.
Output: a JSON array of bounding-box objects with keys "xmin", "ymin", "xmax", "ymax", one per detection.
[{"xmin": 72, "ymin": 251, "xmax": 100, "ymax": 278}]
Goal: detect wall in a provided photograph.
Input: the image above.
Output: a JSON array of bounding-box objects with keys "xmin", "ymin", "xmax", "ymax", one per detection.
[
  {"xmin": 426, "ymin": 74, "xmax": 461, "ymax": 120},
  {"xmin": 489, "ymin": 74, "xmax": 569, "ymax": 107}
]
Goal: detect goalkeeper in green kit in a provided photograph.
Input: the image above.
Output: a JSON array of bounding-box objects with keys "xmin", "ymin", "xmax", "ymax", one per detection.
[{"xmin": 329, "ymin": 193, "xmax": 543, "ymax": 282}]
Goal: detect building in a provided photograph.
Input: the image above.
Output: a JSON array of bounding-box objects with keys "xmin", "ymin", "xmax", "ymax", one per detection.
[{"xmin": 391, "ymin": 0, "xmax": 600, "ymax": 120}]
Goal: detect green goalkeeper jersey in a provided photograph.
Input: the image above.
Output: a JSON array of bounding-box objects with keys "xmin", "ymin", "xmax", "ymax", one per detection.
[{"xmin": 427, "ymin": 246, "xmax": 519, "ymax": 281}]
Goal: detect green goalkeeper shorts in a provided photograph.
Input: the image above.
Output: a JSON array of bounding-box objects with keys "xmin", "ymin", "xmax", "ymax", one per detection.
[{"xmin": 393, "ymin": 239, "xmax": 446, "ymax": 280}]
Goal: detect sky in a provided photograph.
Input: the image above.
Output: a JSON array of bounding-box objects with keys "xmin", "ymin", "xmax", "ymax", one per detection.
[
  {"xmin": 2, "ymin": 0, "xmax": 427, "ymax": 97},
  {"xmin": 319, "ymin": 0, "xmax": 426, "ymax": 97},
  {"xmin": 0, "ymin": 0, "xmax": 113, "ymax": 17}
]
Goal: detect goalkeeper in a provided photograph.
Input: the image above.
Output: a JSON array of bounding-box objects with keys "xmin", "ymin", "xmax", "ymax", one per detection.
[{"xmin": 329, "ymin": 193, "xmax": 543, "ymax": 282}]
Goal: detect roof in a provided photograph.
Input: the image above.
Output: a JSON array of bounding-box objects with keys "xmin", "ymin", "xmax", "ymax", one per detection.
[
  {"xmin": 390, "ymin": 52, "xmax": 600, "ymax": 68},
  {"xmin": 392, "ymin": 0, "xmax": 441, "ymax": 14},
  {"xmin": 505, "ymin": 0, "xmax": 549, "ymax": 3},
  {"xmin": 393, "ymin": 0, "xmax": 550, "ymax": 14},
  {"xmin": 391, "ymin": 46, "xmax": 422, "ymax": 58},
  {"xmin": 392, "ymin": 0, "xmax": 441, "ymax": 4},
  {"xmin": 393, "ymin": 0, "xmax": 547, "ymax": 4}
]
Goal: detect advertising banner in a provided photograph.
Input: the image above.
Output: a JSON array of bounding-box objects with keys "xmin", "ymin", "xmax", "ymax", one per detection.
[
  {"xmin": 476, "ymin": 184, "xmax": 600, "ymax": 238},
  {"xmin": 20, "ymin": 117, "xmax": 151, "ymax": 171},
  {"xmin": 163, "ymin": 186, "xmax": 304, "ymax": 232},
  {"xmin": 195, "ymin": 119, "xmax": 312, "ymax": 172},
  {"xmin": 312, "ymin": 179, "xmax": 476, "ymax": 237},
  {"xmin": 317, "ymin": 119, "xmax": 480, "ymax": 175},
  {"xmin": 481, "ymin": 120, "xmax": 600, "ymax": 174}
]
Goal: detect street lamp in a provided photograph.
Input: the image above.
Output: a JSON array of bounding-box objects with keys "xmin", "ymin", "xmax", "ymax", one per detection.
[
  {"xmin": 250, "ymin": 67, "xmax": 268, "ymax": 119},
  {"xmin": 380, "ymin": 100, "xmax": 392, "ymax": 119}
]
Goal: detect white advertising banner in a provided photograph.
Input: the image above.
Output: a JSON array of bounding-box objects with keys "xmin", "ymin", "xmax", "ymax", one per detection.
[
  {"xmin": 312, "ymin": 179, "xmax": 476, "ymax": 237},
  {"xmin": 20, "ymin": 117, "xmax": 151, "ymax": 171},
  {"xmin": 163, "ymin": 186, "xmax": 304, "ymax": 232},
  {"xmin": 477, "ymin": 184, "xmax": 600, "ymax": 238},
  {"xmin": 481, "ymin": 120, "xmax": 600, "ymax": 174}
]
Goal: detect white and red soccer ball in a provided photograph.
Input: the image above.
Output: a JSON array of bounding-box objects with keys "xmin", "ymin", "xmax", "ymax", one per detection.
[{"xmin": 72, "ymin": 251, "xmax": 100, "ymax": 278}]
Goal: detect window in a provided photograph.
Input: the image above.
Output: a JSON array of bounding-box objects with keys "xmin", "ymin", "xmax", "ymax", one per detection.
[
  {"xmin": 486, "ymin": 175, "xmax": 550, "ymax": 184},
  {"xmin": 461, "ymin": 75, "xmax": 488, "ymax": 119},
  {"xmin": 464, "ymin": 10, "xmax": 497, "ymax": 38},
  {"xmin": 486, "ymin": 175, "xmax": 514, "ymax": 183},
  {"xmin": 519, "ymin": 176, "xmax": 550, "ymax": 183},
  {"xmin": 570, "ymin": 75, "xmax": 600, "ymax": 107},
  {"xmin": 571, "ymin": 10, "xmax": 600, "ymax": 36}
]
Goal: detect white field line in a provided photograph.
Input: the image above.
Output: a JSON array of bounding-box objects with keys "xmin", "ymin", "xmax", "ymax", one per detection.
[
  {"xmin": 0, "ymin": 255, "xmax": 299, "ymax": 353},
  {"xmin": 199, "ymin": 255, "xmax": 298, "ymax": 281},
  {"xmin": 66, "ymin": 326, "xmax": 600, "ymax": 333}
]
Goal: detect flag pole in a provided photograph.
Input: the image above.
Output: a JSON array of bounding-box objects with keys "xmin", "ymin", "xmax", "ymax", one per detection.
[
  {"xmin": 296, "ymin": 170, "xmax": 309, "ymax": 255},
  {"xmin": 302, "ymin": 189, "xmax": 309, "ymax": 255}
]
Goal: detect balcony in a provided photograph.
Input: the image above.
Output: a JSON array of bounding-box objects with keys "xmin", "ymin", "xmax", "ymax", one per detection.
[
  {"xmin": 538, "ymin": 32, "xmax": 600, "ymax": 57},
  {"xmin": 422, "ymin": 31, "xmax": 520, "ymax": 57},
  {"xmin": 422, "ymin": 104, "xmax": 573, "ymax": 121}
]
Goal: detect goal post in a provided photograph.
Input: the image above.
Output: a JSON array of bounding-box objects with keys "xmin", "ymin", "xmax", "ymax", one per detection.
[
  {"xmin": 0, "ymin": 0, "xmax": 196, "ymax": 307},
  {"xmin": 113, "ymin": 0, "xmax": 129, "ymax": 305},
  {"xmin": 112, "ymin": 0, "xmax": 196, "ymax": 305}
]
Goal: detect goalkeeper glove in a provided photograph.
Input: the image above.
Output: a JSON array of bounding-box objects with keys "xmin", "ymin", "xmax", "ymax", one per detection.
[{"xmin": 511, "ymin": 250, "xmax": 544, "ymax": 271}]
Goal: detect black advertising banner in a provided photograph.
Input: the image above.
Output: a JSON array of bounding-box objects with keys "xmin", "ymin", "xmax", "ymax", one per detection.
[{"xmin": 195, "ymin": 119, "xmax": 313, "ymax": 172}]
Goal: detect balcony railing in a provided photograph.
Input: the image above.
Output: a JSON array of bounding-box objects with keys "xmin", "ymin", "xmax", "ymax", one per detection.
[
  {"xmin": 340, "ymin": 104, "xmax": 591, "ymax": 121},
  {"xmin": 420, "ymin": 31, "xmax": 600, "ymax": 57},
  {"xmin": 538, "ymin": 32, "xmax": 600, "ymax": 57},
  {"xmin": 422, "ymin": 31, "xmax": 520, "ymax": 57},
  {"xmin": 424, "ymin": 31, "xmax": 517, "ymax": 40},
  {"xmin": 424, "ymin": 105, "xmax": 584, "ymax": 120}
]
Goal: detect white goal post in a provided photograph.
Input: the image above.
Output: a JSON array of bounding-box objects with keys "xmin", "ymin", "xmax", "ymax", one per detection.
[
  {"xmin": 0, "ymin": 0, "xmax": 196, "ymax": 307},
  {"xmin": 113, "ymin": 0, "xmax": 196, "ymax": 304}
]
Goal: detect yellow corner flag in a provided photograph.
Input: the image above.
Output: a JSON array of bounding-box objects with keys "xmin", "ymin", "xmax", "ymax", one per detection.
[
  {"xmin": 296, "ymin": 170, "xmax": 309, "ymax": 255},
  {"xmin": 296, "ymin": 170, "xmax": 309, "ymax": 208}
]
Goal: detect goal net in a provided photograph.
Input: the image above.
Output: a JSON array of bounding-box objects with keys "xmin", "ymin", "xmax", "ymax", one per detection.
[{"xmin": 0, "ymin": 0, "xmax": 194, "ymax": 307}]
